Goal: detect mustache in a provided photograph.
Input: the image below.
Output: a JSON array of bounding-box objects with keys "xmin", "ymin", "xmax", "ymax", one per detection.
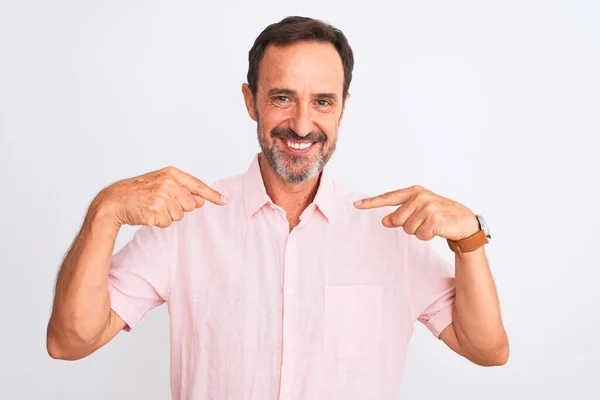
[{"xmin": 271, "ymin": 127, "xmax": 327, "ymax": 143}]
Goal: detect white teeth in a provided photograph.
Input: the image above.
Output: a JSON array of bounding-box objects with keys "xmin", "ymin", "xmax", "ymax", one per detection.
[{"xmin": 286, "ymin": 140, "xmax": 312, "ymax": 150}]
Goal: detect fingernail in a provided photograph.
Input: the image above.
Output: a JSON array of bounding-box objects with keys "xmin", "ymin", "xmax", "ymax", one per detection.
[
  {"xmin": 220, "ymin": 195, "xmax": 228, "ymax": 204},
  {"xmin": 354, "ymin": 200, "xmax": 363, "ymax": 206}
]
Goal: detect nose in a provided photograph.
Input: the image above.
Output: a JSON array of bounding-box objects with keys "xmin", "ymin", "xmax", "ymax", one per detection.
[{"xmin": 289, "ymin": 103, "xmax": 312, "ymax": 137}]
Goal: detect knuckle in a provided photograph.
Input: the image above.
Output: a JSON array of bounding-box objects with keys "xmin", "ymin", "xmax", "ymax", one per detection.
[
  {"xmin": 162, "ymin": 165, "xmax": 178, "ymax": 174},
  {"xmin": 147, "ymin": 205, "xmax": 160, "ymax": 215},
  {"xmin": 172, "ymin": 214, "xmax": 183, "ymax": 222},
  {"xmin": 438, "ymin": 225, "xmax": 447, "ymax": 237},
  {"xmin": 158, "ymin": 211, "xmax": 173, "ymax": 227},
  {"xmin": 148, "ymin": 198, "xmax": 166, "ymax": 213},
  {"xmin": 174, "ymin": 206, "xmax": 185, "ymax": 218},
  {"xmin": 423, "ymin": 202, "xmax": 436, "ymax": 213},
  {"xmin": 398, "ymin": 215, "xmax": 410, "ymax": 227},
  {"xmin": 412, "ymin": 185, "xmax": 429, "ymax": 196},
  {"xmin": 416, "ymin": 191, "xmax": 429, "ymax": 201},
  {"xmin": 385, "ymin": 215, "xmax": 395, "ymax": 226},
  {"xmin": 158, "ymin": 177, "xmax": 176, "ymax": 192},
  {"xmin": 430, "ymin": 213, "xmax": 442, "ymax": 224}
]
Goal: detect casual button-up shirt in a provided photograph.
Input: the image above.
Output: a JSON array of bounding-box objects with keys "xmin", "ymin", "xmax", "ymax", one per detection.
[{"xmin": 108, "ymin": 153, "xmax": 456, "ymax": 400}]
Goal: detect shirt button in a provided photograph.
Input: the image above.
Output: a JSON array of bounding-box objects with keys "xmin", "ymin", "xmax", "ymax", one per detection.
[{"xmin": 286, "ymin": 288, "xmax": 295, "ymax": 296}]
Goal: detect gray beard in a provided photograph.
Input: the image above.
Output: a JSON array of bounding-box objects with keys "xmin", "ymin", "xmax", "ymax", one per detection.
[{"xmin": 257, "ymin": 127, "xmax": 336, "ymax": 184}]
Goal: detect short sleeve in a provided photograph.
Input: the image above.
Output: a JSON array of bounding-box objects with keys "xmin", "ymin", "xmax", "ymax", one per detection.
[
  {"xmin": 108, "ymin": 225, "xmax": 173, "ymax": 331},
  {"xmin": 405, "ymin": 235, "xmax": 456, "ymax": 338}
]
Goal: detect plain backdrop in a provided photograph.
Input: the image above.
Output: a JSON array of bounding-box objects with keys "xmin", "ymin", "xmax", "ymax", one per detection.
[{"xmin": 1, "ymin": 0, "xmax": 599, "ymax": 399}]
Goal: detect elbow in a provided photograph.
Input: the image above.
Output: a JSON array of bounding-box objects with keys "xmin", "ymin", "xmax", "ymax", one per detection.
[
  {"xmin": 46, "ymin": 322, "xmax": 95, "ymax": 361},
  {"xmin": 46, "ymin": 325, "xmax": 75, "ymax": 360},
  {"xmin": 481, "ymin": 345, "xmax": 509, "ymax": 367},
  {"xmin": 46, "ymin": 325, "xmax": 69, "ymax": 360},
  {"xmin": 46, "ymin": 335, "xmax": 69, "ymax": 360},
  {"xmin": 47, "ymin": 335, "xmax": 92, "ymax": 361},
  {"xmin": 474, "ymin": 337, "xmax": 510, "ymax": 367}
]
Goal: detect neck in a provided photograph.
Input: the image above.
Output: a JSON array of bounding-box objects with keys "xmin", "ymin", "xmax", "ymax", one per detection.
[{"xmin": 258, "ymin": 154, "xmax": 321, "ymax": 229}]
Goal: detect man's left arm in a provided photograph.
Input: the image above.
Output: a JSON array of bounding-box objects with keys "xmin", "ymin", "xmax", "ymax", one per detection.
[
  {"xmin": 354, "ymin": 185, "xmax": 509, "ymax": 366},
  {"xmin": 439, "ymin": 247, "xmax": 509, "ymax": 366}
]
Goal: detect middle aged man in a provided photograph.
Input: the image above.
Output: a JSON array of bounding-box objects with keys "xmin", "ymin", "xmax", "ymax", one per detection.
[{"xmin": 47, "ymin": 16, "xmax": 508, "ymax": 400}]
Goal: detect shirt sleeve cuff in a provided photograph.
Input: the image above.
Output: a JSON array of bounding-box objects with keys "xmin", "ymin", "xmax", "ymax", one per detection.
[
  {"xmin": 108, "ymin": 285, "xmax": 143, "ymax": 332},
  {"xmin": 423, "ymin": 303, "xmax": 454, "ymax": 338}
]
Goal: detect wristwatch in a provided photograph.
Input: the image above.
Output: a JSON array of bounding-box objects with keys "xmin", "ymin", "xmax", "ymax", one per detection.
[{"xmin": 447, "ymin": 214, "xmax": 491, "ymax": 257}]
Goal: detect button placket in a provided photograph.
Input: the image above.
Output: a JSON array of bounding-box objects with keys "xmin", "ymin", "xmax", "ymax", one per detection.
[{"xmin": 279, "ymin": 230, "xmax": 297, "ymax": 399}]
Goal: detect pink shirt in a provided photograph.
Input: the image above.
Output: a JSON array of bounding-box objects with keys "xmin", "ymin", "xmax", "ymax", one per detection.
[{"xmin": 108, "ymin": 154, "xmax": 456, "ymax": 400}]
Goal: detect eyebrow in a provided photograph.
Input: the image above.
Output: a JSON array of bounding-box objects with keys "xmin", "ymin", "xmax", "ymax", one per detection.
[
  {"xmin": 267, "ymin": 88, "xmax": 338, "ymax": 101},
  {"xmin": 268, "ymin": 88, "xmax": 296, "ymax": 97}
]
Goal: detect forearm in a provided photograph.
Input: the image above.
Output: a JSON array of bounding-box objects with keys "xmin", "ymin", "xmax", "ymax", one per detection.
[
  {"xmin": 47, "ymin": 200, "xmax": 120, "ymax": 356},
  {"xmin": 452, "ymin": 247, "xmax": 508, "ymax": 364}
]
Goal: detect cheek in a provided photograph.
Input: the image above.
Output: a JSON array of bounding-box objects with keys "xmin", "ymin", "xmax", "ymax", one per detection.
[
  {"xmin": 258, "ymin": 107, "xmax": 288, "ymax": 133},
  {"xmin": 315, "ymin": 115, "xmax": 340, "ymax": 142}
]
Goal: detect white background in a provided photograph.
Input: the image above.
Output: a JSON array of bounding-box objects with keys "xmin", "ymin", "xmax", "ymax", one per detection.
[{"xmin": 1, "ymin": 0, "xmax": 599, "ymax": 399}]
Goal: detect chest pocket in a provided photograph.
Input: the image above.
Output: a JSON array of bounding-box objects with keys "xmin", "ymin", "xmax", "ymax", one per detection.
[{"xmin": 323, "ymin": 285, "xmax": 383, "ymax": 358}]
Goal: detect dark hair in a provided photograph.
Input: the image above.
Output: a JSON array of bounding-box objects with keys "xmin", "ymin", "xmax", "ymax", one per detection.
[{"xmin": 247, "ymin": 16, "xmax": 354, "ymax": 100}]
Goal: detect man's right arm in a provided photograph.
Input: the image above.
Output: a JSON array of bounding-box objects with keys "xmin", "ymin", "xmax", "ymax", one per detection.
[
  {"xmin": 46, "ymin": 200, "xmax": 127, "ymax": 360},
  {"xmin": 46, "ymin": 166, "xmax": 228, "ymax": 360}
]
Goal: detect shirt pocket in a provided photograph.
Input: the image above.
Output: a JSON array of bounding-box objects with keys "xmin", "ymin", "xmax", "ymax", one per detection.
[{"xmin": 323, "ymin": 285, "xmax": 383, "ymax": 358}]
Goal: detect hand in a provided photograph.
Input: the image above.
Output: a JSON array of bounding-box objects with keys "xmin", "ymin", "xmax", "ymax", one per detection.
[
  {"xmin": 93, "ymin": 166, "xmax": 228, "ymax": 228},
  {"xmin": 353, "ymin": 185, "xmax": 479, "ymax": 241}
]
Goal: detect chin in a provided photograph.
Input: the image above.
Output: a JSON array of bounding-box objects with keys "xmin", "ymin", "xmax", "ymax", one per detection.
[
  {"xmin": 274, "ymin": 157, "xmax": 323, "ymax": 183},
  {"xmin": 259, "ymin": 138, "xmax": 333, "ymax": 184}
]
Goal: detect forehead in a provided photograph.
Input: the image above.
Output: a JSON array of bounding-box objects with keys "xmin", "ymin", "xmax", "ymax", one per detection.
[{"xmin": 258, "ymin": 41, "xmax": 344, "ymax": 94}]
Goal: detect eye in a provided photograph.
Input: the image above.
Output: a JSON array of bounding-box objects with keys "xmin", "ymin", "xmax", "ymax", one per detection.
[
  {"xmin": 316, "ymin": 99, "xmax": 332, "ymax": 107},
  {"xmin": 275, "ymin": 96, "xmax": 290, "ymax": 103}
]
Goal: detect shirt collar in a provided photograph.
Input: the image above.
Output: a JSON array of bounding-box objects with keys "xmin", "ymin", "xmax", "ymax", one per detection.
[{"xmin": 242, "ymin": 153, "xmax": 335, "ymax": 222}]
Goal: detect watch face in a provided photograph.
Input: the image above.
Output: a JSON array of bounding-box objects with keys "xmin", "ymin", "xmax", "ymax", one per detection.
[{"xmin": 476, "ymin": 215, "xmax": 491, "ymax": 240}]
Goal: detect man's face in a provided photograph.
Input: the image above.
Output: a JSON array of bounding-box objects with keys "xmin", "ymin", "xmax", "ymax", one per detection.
[{"xmin": 242, "ymin": 41, "xmax": 348, "ymax": 183}]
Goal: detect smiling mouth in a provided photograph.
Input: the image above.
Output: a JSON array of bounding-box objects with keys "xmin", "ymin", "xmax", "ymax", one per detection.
[
  {"xmin": 276, "ymin": 137, "xmax": 320, "ymax": 155},
  {"xmin": 286, "ymin": 139, "xmax": 314, "ymax": 150}
]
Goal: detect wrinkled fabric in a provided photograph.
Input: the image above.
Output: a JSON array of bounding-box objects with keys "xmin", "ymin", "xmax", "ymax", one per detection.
[{"xmin": 108, "ymin": 153, "xmax": 456, "ymax": 400}]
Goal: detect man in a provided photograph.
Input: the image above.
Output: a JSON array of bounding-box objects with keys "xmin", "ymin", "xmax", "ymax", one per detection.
[{"xmin": 47, "ymin": 16, "xmax": 508, "ymax": 399}]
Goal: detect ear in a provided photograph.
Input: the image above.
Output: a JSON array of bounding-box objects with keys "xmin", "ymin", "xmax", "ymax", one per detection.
[{"xmin": 242, "ymin": 83, "xmax": 257, "ymax": 121}]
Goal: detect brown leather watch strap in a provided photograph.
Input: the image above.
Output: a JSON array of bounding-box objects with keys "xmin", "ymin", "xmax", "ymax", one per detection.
[{"xmin": 447, "ymin": 230, "xmax": 489, "ymax": 258}]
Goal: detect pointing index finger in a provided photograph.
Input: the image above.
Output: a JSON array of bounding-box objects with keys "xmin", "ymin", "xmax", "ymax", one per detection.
[
  {"xmin": 173, "ymin": 169, "xmax": 228, "ymax": 206},
  {"xmin": 354, "ymin": 187, "xmax": 414, "ymax": 209}
]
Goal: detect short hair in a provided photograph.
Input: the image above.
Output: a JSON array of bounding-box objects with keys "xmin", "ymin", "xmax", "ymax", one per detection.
[{"xmin": 247, "ymin": 16, "xmax": 354, "ymax": 99}]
